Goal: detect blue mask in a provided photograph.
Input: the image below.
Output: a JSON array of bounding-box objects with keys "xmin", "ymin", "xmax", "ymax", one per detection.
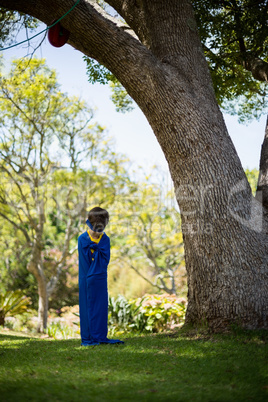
[{"xmin": 86, "ymin": 219, "xmax": 104, "ymax": 233}]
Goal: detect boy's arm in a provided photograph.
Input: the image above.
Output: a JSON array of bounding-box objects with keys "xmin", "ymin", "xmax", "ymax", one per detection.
[
  {"xmin": 97, "ymin": 236, "xmax": 110, "ymax": 265},
  {"xmin": 79, "ymin": 233, "xmax": 110, "ymax": 265}
]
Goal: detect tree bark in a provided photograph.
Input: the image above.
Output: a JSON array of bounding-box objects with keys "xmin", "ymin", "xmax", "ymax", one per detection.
[
  {"xmin": 28, "ymin": 257, "xmax": 48, "ymax": 332},
  {"xmin": 0, "ymin": 315, "xmax": 5, "ymax": 326},
  {"xmin": 37, "ymin": 270, "xmax": 48, "ymax": 333},
  {"xmin": 256, "ymin": 116, "xmax": 268, "ymax": 228},
  {"xmin": 1, "ymin": 0, "xmax": 267, "ymax": 330},
  {"xmin": 240, "ymin": 56, "xmax": 268, "ymax": 83}
]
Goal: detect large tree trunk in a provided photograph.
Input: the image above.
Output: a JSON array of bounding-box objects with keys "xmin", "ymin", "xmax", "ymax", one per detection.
[
  {"xmin": 2, "ymin": 0, "xmax": 267, "ymax": 330},
  {"xmin": 139, "ymin": 70, "xmax": 268, "ymax": 330}
]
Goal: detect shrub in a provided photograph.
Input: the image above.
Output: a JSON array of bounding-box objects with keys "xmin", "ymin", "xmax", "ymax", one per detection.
[
  {"xmin": 108, "ymin": 293, "xmax": 186, "ymax": 334},
  {"xmin": 0, "ymin": 290, "xmax": 31, "ymax": 326},
  {"xmin": 133, "ymin": 293, "xmax": 186, "ymax": 332},
  {"xmin": 4, "ymin": 310, "xmax": 37, "ymax": 333},
  {"xmin": 108, "ymin": 295, "xmax": 134, "ymax": 331},
  {"xmin": 46, "ymin": 321, "xmax": 75, "ymax": 339},
  {"xmin": 52, "ymin": 294, "xmax": 186, "ymax": 337}
]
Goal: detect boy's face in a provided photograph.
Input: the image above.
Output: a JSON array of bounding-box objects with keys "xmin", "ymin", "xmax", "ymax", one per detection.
[{"xmin": 88, "ymin": 227, "xmax": 103, "ymax": 238}]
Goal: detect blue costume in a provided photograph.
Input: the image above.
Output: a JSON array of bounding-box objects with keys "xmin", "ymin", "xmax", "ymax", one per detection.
[{"xmin": 78, "ymin": 220, "xmax": 124, "ymax": 346}]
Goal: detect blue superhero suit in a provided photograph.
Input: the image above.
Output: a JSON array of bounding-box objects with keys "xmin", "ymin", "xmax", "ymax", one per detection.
[{"xmin": 78, "ymin": 226, "xmax": 124, "ymax": 346}]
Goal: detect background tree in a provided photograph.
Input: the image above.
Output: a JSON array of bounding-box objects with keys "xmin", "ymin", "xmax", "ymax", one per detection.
[
  {"xmin": 0, "ymin": 0, "xmax": 267, "ymax": 331},
  {"xmin": 112, "ymin": 174, "xmax": 186, "ymax": 295},
  {"xmin": 0, "ymin": 58, "xmax": 126, "ymax": 331},
  {"xmin": 83, "ymin": 1, "xmax": 267, "ymax": 121}
]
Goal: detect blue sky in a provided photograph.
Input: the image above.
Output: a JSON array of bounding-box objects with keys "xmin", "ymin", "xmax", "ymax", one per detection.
[{"xmin": 3, "ymin": 27, "xmax": 266, "ymax": 175}]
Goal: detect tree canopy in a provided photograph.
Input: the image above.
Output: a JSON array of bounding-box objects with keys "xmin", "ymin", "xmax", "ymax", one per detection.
[
  {"xmin": 82, "ymin": 0, "xmax": 268, "ymax": 121},
  {"xmin": 0, "ymin": 1, "xmax": 267, "ymax": 120},
  {"xmin": 193, "ymin": 0, "xmax": 268, "ymax": 122}
]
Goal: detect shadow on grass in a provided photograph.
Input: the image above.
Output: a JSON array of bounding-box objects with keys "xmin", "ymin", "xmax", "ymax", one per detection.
[
  {"xmin": 0, "ymin": 333, "xmax": 36, "ymax": 341},
  {"xmin": 0, "ymin": 332, "xmax": 267, "ymax": 402}
]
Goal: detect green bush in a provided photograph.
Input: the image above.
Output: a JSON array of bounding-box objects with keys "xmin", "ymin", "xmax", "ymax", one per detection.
[
  {"xmin": 108, "ymin": 294, "xmax": 186, "ymax": 334},
  {"xmin": 108, "ymin": 295, "xmax": 134, "ymax": 331},
  {"xmin": 4, "ymin": 310, "xmax": 37, "ymax": 333},
  {"xmin": 46, "ymin": 321, "xmax": 75, "ymax": 339},
  {"xmin": 0, "ymin": 290, "xmax": 31, "ymax": 326}
]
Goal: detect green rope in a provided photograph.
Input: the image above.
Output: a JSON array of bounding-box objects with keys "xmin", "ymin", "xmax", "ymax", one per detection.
[{"xmin": 0, "ymin": 0, "xmax": 80, "ymax": 51}]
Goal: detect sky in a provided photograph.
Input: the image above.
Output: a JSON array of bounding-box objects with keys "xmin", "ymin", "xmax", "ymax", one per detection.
[{"xmin": 2, "ymin": 26, "xmax": 267, "ymax": 179}]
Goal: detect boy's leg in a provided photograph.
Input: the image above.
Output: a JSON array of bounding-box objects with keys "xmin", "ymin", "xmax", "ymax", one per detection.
[
  {"xmin": 79, "ymin": 279, "xmax": 91, "ymax": 344},
  {"xmin": 86, "ymin": 274, "xmax": 108, "ymax": 341}
]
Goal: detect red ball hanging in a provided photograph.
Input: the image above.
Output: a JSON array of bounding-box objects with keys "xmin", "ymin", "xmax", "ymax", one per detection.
[{"xmin": 48, "ymin": 21, "xmax": 70, "ymax": 48}]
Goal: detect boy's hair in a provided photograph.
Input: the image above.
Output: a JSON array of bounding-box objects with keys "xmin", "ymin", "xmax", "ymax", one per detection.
[{"xmin": 87, "ymin": 207, "xmax": 109, "ymax": 232}]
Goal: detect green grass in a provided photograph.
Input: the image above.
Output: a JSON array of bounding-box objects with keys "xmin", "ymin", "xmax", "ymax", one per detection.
[{"xmin": 0, "ymin": 328, "xmax": 267, "ymax": 402}]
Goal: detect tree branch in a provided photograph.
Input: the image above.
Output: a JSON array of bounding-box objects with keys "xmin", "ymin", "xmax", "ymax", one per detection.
[
  {"xmin": 203, "ymin": 44, "xmax": 268, "ymax": 83},
  {"xmin": 231, "ymin": 3, "xmax": 268, "ymax": 82},
  {"xmin": 127, "ymin": 259, "xmax": 171, "ymax": 293},
  {"xmin": 257, "ymin": 116, "xmax": 268, "ymax": 213},
  {"xmin": 0, "ymin": 164, "xmax": 37, "ymax": 228},
  {"xmin": 240, "ymin": 56, "xmax": 268, "ymax": 83},
  {"xmin": 0, "ymin": 211, "xmax": 31, "ymax": 244},
  {"xmin": 0, "ymin": 86, "xmax": 51, "ymax": 139},
  {"xmin": 0, "ymin": 0, "xmax": 163, "ymax": 111},
  {"xmin": 46, "ymin": 197, "xmax": 84, "ymax": 297},
  {"xmin": 105, "ymin": 0, "xmax": 148, "ymax": 44}
]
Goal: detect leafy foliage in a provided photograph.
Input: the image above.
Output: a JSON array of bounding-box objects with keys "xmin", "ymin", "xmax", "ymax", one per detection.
[
  {"xmin": 193, "ymin": 0, "xmax": 268, "ymax": 122},
  {"xmin": 0, "ymin": 289, "xmax": 31, "ymax": 326},
  {"xmin": 108, "ymin": 295, "xmax": 135, "ymax": 332},
  {"xmin": 0, "ymin": 8, "xmax": 39, "ymax": 47},
  {"xmin": 84, "ymin": 56, "xmax": 134, "ymax": 113},
  {"xmin": 244, "ymin": 168, "xmax": 259, "ymax": 195},
  {"xmin": 71, "ymin": 293, "xmax": 186, "ymax": 335},
  {"xmin": 83, "ymin": 56, "xmax": 116, "ymax": 85},
  {"xmin": 46, "ymin": 321, "xmax": 75, "ymax": 339},
  {"xmin": 83, "ymin": 1, "xmax": 267, "ymax": 121},
  {"xmin": 109, "ymin": 80, "xmax": 134, "ymax": 113},
  {"xmin": 108, "ymin": 294, "xmax": 186, "ymax": 334}
]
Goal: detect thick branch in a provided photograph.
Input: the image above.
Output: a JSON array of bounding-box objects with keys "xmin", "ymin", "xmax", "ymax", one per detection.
[
  {"xmin": 232, "ymin": 6, "xmax": 268, "ymax": 83},
  {"xmin": 106, "ymin": 0, "xmax": 148, "ymax": 44},
  {"xmin": 0, "ymin": 0, "xmax": 189, "ymax": 114},
  {"xmin": 257, "ymin": 116, "xmax": 268, "ymax": 212},
  {"xmin": 0, "ymin": 1, "xmax": 152, "ymax": 80},
  {"xmin": 240, "ymin": 56, "xmax": 268, "ymax": 83},
  {"xmin": 204, "ymin": 44, "xmax": 268, "ymax": 83}
]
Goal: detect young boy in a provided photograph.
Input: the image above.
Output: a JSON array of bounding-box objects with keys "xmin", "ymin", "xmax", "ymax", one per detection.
[{"xmin": 78, "ymin": 207, "xmax": 124, "ymax": 346}]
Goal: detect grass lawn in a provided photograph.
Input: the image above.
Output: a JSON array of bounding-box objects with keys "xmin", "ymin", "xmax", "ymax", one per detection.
[{"xmin": 0, "ymin": 328, "xmax": 267, "ymax": 402}]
